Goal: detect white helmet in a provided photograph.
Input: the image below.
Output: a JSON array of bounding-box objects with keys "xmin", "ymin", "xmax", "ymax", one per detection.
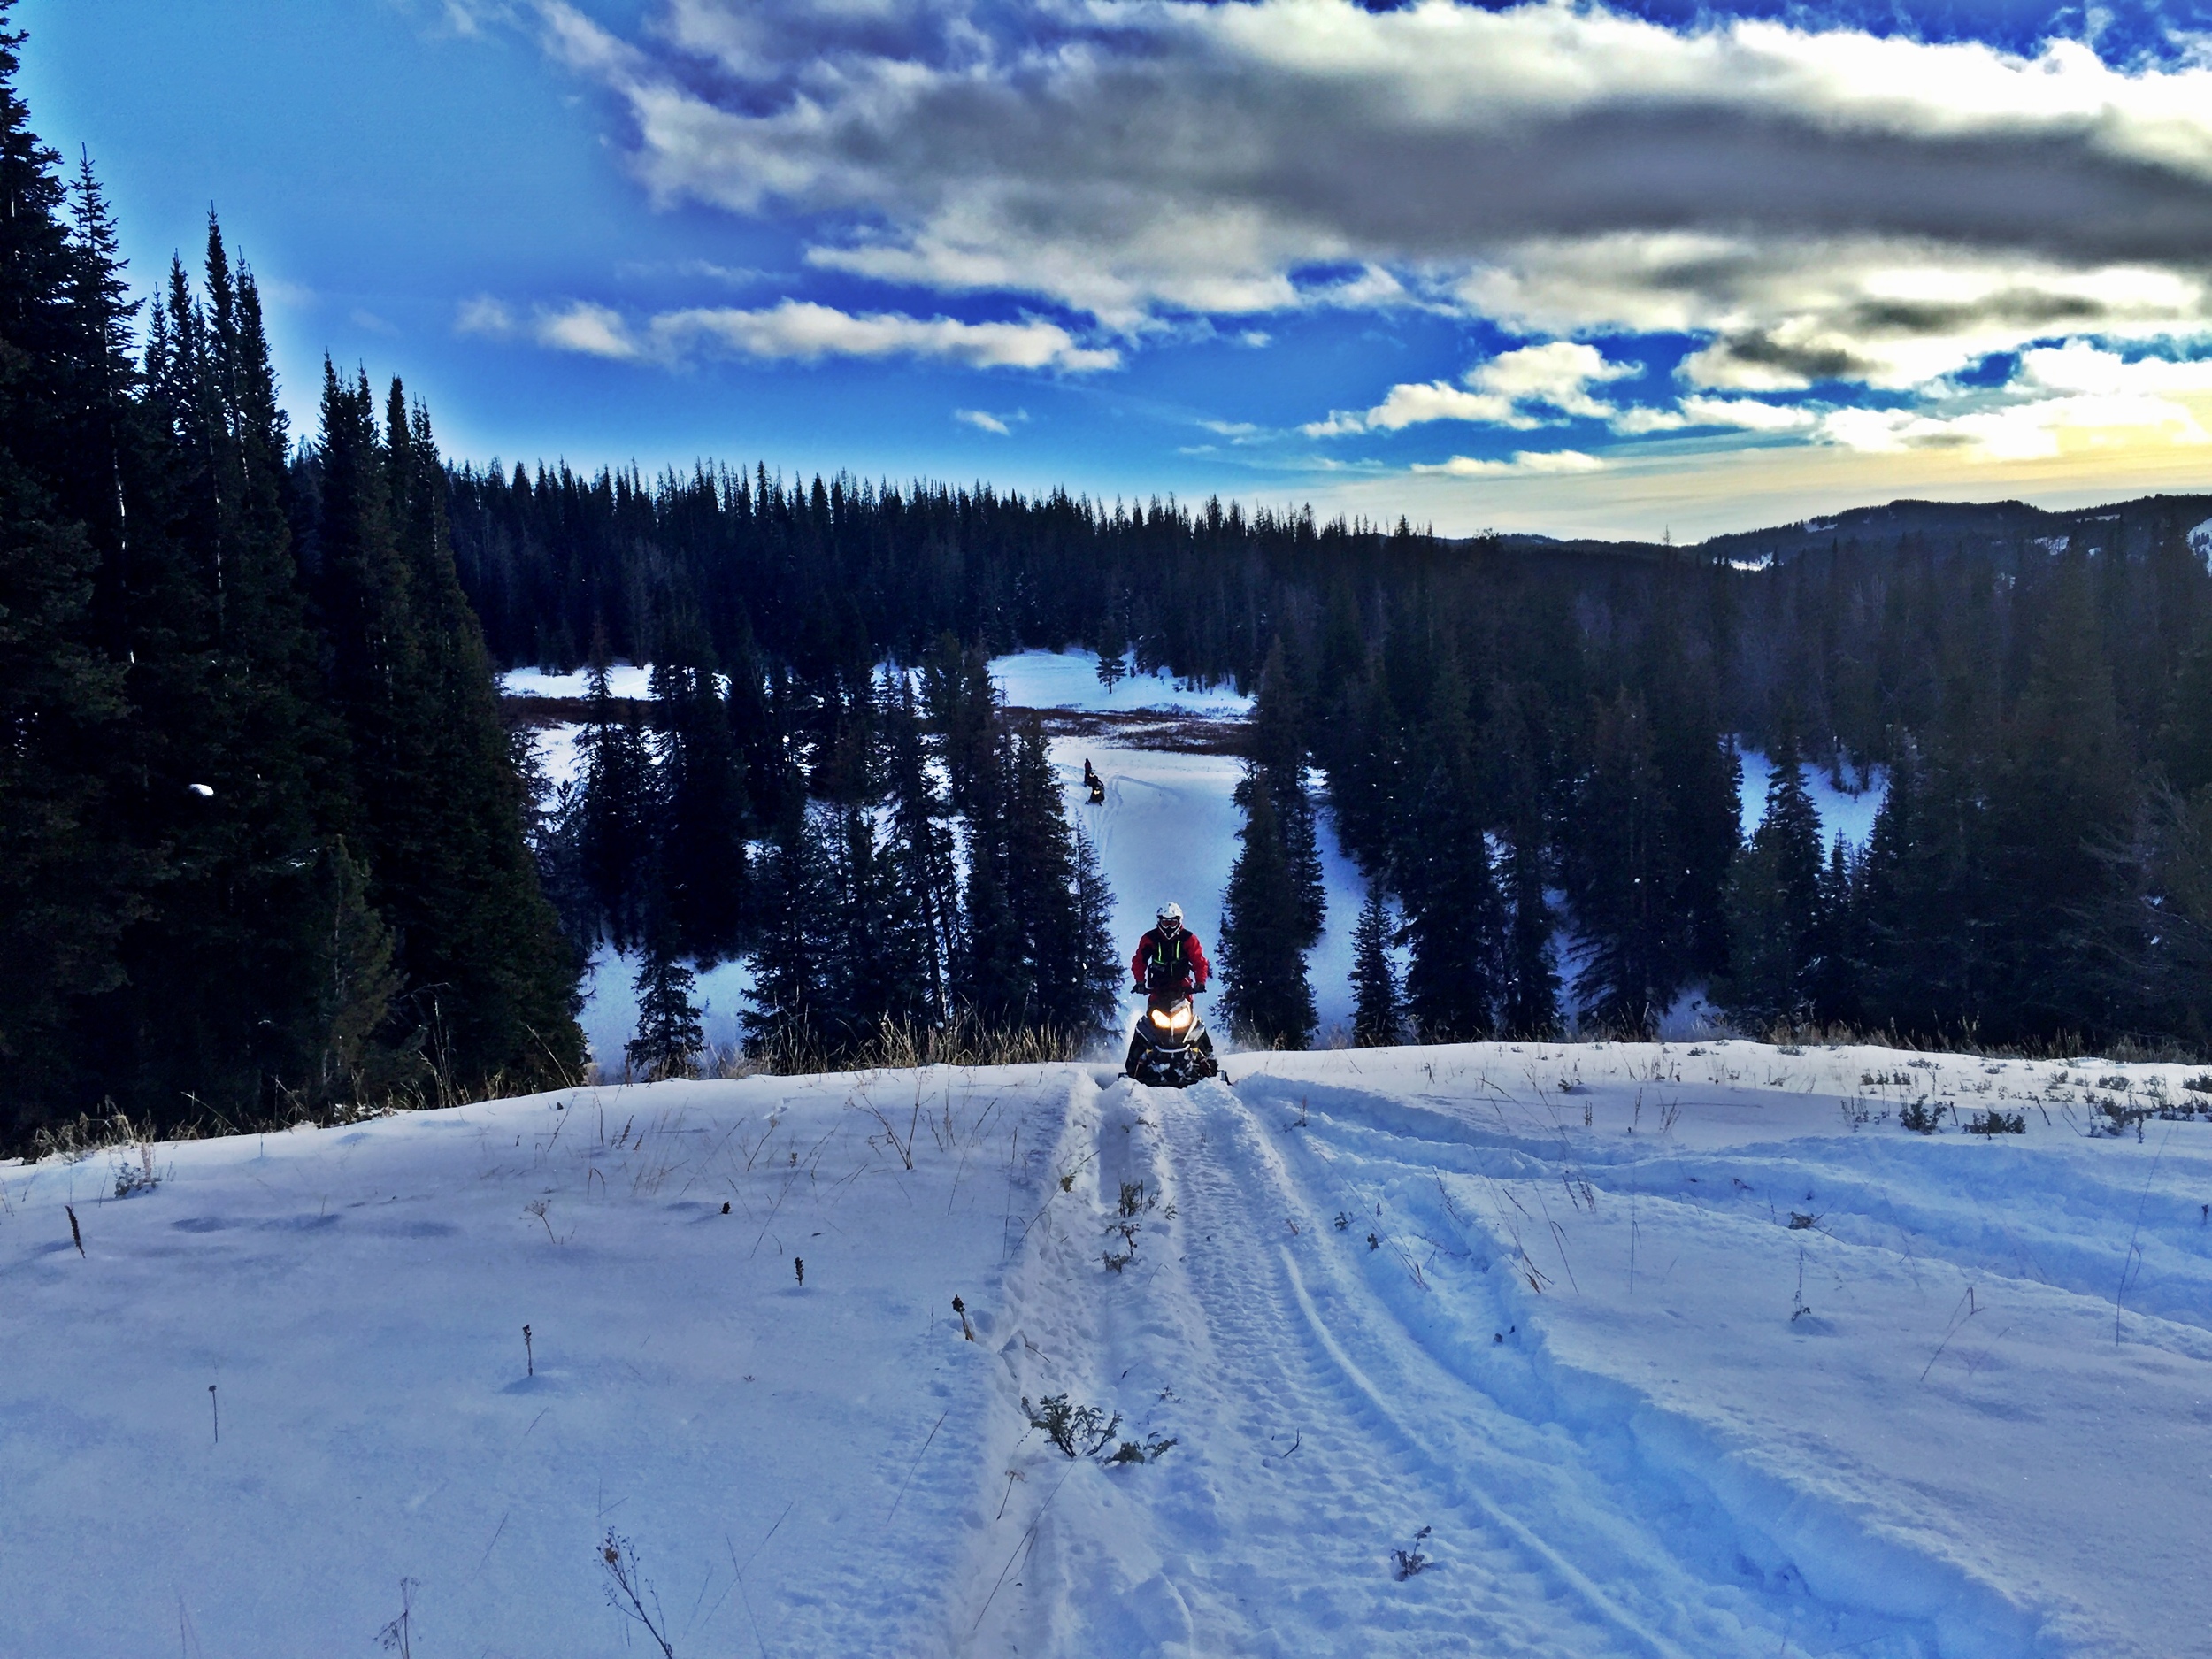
[{"xmin": 1156, "ymin": 902, "xmax": 1184, "ymax": 927}]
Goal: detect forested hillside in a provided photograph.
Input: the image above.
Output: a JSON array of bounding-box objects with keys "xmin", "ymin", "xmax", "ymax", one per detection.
[{"xmin": 452, "ymin": 461, "xmax": 2212, "ymax": 1053}]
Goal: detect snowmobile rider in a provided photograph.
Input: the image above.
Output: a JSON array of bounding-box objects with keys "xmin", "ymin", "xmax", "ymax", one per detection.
[{"xmin": 1132, "ymin": 902, "xmax": 1210, "ymax": 998}]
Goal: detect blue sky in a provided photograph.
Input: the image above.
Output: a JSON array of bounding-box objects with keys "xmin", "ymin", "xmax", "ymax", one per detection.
[{"xmin": 22, "ymin": 0, "xmax": 2212, "ymax": 538}]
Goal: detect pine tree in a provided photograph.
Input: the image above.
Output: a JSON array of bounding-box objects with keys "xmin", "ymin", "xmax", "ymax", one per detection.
[
  {"xmin": 744, "ymin": 795, "xmax": 830, "ymax": 1056},
  {"xmin": 1489, "ymin": 692, "xmax": 1557, "ymax": 1038},
  {"xmin": 627, "ymin": 928, "xmax": 703, "ymax": 1081},
  {"xmin": 305, "ymin": 371, "xmax": 580, "ymax": 1090},
  {"xmin": 1218, "ymin": 775, "xmax": 1317, "ymax": 1048},
  {"xmin": 99, "ymin": 223, "xmax": 380, "ymax": 1120},
  {"xmin": 816, "ymin": 801, "xmax": 935, "ymax": 1051},
  {"xmin": 576, "ymin": 661, "xmax": 657, "ymax": 949},
  {"xmin": 652, "ymin": 639, "xmax": 750, "ymax": 964},
  {"xmin": 1249, "ymin": 638, "xmax": 1325, "ymax": 944},
  {"xmin": 1985, "ymin": 548, "xmax": 2135, "ymax": 1035},
  {"xmin": 1401, "ymin": 752, "xmax": 1504, "ymax": 1041},
  {"xmin": 1004, "ymin": 717, "xmax": 1115, "ymax": 1038},
  {"xmin": 1349, "ymin": 887, "xmax": 1402, "ymax": 1047},
  {"xmin": 1566, "ymin": 690, "xmax": 1683, "ymax": 1035},
  {"xmin": 1068, "ymin": 824, "xmax": 1119, "ymax": 1038},
  {"xmin": 0, "ymin": 29, "xmax": 142, "ymax": 1126},
  {"xmin": 1387, "ymin": 649, "xmax": 1504, "ymax": 1041},
  {"xmin": 882, "ymin": 672, "xmax": 962, "ymax": 1021},
  {"xmin": 1714, "ymin": 734, "xmax": 1824, "ymax": 1030}
]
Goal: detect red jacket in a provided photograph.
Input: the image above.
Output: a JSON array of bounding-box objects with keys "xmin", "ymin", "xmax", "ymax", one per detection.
[{"xmin": 1132, "ymin": 926, "xmax": 1209, "ymax": 993}]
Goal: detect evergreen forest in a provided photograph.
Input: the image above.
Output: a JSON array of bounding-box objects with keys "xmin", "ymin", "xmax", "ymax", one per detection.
[{"xmin": 8, "ymin": 11, "xmax": 2212, "ymax": 1153}]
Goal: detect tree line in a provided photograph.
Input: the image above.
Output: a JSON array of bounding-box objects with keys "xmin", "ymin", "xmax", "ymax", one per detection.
[{"xmin": 0, "ymin": 20, "xmax": 575, "ymax": 1151}]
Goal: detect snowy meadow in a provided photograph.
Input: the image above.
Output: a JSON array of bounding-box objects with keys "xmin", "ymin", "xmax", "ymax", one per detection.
[{"xmin": 5, "ymin": 1041, "xmax": 2206, "ymax": 1656}]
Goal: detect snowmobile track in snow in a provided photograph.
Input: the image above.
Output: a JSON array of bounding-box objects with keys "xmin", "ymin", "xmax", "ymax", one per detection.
[{"xmin": 968, "ymin": 1071, "xmax": 1945, "ymax": 1657}]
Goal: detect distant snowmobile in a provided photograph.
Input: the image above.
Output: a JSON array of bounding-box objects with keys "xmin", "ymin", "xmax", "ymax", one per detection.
[
  {"xmin": 1125, "ymin": 902, "xmax": 1218, "ymax": 1087},
  {"xmin": 1083, "ymin": 757, "xmax": 1105, "ymax": 803}
]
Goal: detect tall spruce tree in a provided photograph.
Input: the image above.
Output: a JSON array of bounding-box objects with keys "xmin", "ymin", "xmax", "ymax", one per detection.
[
  {"xmin": 744, "ymin": 795, "xmax": 830, "ymax": 1056},
  {"xmin": 627, "ymin": 918, "xmax": 704, "ymax": 1081},
  {"xmin": 1985, "ymin": 549, "xmax": 2135, "ymax": 1035},
  {"xmin": 651, "ymin": 637, "xmax": 750, "ymax": 964},
  {"xmin": 1349, "ymin": 887, "xmax": 1402, "ymax": 1047},
  {"xmin": 1401, "ymin": 752, "xmax": 1505, "ymax": 1041},
  {"xmin": 0, "ymin": 32, "xmax": 143, "ymax": 1128},
  {"xmin": 107, "ymin": 224, "xmax": 387, "ymax": 1119},
  {"xmin": 574, "ymin": 661, "xmax": 657, "ymax": 951},
  {"xmin": 1567, "ymin": 691, "xmax": 1683, "ymax": 1035},
  {"xmin": 1396, "ymin": 656, "xmax": 1504, "ymax": 1041},
  {"xmin": 1489, "ymin": 692, "xmax": 1558, "ymax": 1038},
  {"xmin": 882, "ymin": 672, "xmax": 961, "ymax": 1021},
  {"xmin": 1218, "ymin": 774, "xmax": 1317, "ymax": 1048},
  {"xmin": 1715, "ymin": 735, "xmax": 1824, "ymax": 1030},
  {"xmin": 311, "ymin": 371, "xmax": 580, "ymax": 1089},
  {"xmin": 1249, "ymin": 637, "xmax": 1325, "ymax": 945},
  {"xmin": 815, "ymin": 800, "xmax": 936, "ymax": 1051}
]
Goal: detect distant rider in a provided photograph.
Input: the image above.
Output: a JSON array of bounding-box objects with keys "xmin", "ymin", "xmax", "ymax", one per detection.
[{"xmin": 1132, "ymin": 902, "xmax": 1209, "ymax": 997}]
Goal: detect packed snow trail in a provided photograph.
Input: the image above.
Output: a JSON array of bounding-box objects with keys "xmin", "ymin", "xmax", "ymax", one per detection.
[
  {"xmin": 965, "ymin": 1074, "xmax": 1934, "ymax": 1657},
  {"xmin": 6, "ymin": 1041, "xmax": 2210, "ymax": 1656}
]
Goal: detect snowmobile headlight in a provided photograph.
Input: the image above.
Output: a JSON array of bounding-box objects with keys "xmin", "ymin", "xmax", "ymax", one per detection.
[
  {"xmin": 1149, "ymin": 1008, "xmax": 1174, "ymax": 1030},
  {"xmin": 1166, "ymin": 1004, "xmax": 1194, "ymax": 1033}
]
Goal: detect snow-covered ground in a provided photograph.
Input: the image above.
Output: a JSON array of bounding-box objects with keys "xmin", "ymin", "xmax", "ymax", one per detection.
[
  {"xmin": 9, "ymin": 1041, "xmax": 2208, "ymax": 1655},
  {"xmin": 992, "ymin": 649, "xmax": 1253, "ymax": 718},
  {"xmin": 503, "ymin": 664, "xmax": 655, "ymax": 701}
]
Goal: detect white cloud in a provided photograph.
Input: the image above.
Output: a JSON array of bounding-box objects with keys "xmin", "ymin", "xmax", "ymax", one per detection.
[
  {"xmin": 954, "ymin": 407, "xmax": 1014, "ymax": 434},
  {"xmin": 1612, "ymin": 395, "xmax": 1819, "ymax": 433},
  {"xmin": 1412, "ymin": 449, "xmax": 1608, "ymax": 477},
  {"xmin": 2020, "ymin": 341, "xmax": 2212, "ymax": 395},
  {"xmin": 1307, "ymin": 341, "xmax": 1636, "ymax": 435},
  {"xmin": 1472, "ymin": 342, "xmax": 1635, "ymax": 417},
  {"xmin": 537, "ymin": 301, "xmax": 641, "ymax": 359},
  {"xmin": 652, "ymin": 301, "xmax": 1118, "ymax": 371},
  {"xmin": 456, "ymin": 294, "xmax": 517, "ymax": 336},
  {"xmin": 537, "ymin": 0, "xmax": 2212, "ymax": 382},
  {"xmin": 1681, "ymin": 396, "xmax": 1819, "ymax": 431},
  {"xmin": 1819, "ymin": 390, "xmax": 2210, "ymax": 461},
  {"xmin": 486, "ymin": 296, "xmax": 1118, "ymax": 372}
]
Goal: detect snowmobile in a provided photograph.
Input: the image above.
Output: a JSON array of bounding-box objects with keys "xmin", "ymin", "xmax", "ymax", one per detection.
[{"xmin": 1124, "ymin": 962, "xmax": 1219, "ymax": 1087}]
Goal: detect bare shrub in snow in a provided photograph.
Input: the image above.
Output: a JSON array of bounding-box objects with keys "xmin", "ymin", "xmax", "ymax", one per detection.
[
  {"xmin": 1106, "ymin": 1433, "xmax": 1178, "ymax": 1464},
  {"xmin": 375, "ymin": 1578, "xmax": 419, "ymax": 1658},
  {"xmin": 111, "ymin": 1139, "xmax": 160, "ymax": 1198},
  {"xmin": 1022, "ymin": 1393, "xmax": 1122, "ymax": 1459},
  {"xmin": 598, "ymin": 1532, "xmax": 675, "ymax": 1658},
  {"xmin": 34, "ymin": 1109, "xmax": 166, "ymax": 1166},
  {"xmin": 1391, "ymin": 1526, "xmax": 1433, "ymax": 1580},
  {"xmin": 1899, "ymin": 1099, "xmax": 1945, "ymax": 1133}
]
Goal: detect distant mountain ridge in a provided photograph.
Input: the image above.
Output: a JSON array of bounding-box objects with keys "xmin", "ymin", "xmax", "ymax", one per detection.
[{"xmin": 1478, "ymin": 492, "xmax": 2212, "ymax": 566}]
